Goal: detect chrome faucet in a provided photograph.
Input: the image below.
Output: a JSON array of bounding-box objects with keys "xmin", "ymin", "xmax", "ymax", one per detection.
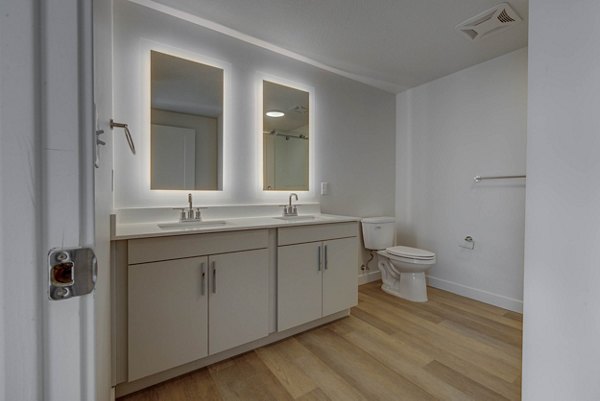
[
  {"xmin": 175, "ymin": 193, "xmax": 203, "ymax": 222},
  {"xmin": 283, "ymin": 193, "xmax": 299, "ymax": 217},
  {"xmin": 187, "ymin": 193, "xmax": 194, "ymax": 219}
]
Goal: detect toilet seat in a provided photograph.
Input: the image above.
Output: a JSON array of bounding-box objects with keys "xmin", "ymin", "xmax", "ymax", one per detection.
[{"xmin": 386, "ymin": 245, "xmax": 435, "ymax": 260}]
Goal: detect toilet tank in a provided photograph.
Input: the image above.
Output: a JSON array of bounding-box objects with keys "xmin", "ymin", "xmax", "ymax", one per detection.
[{"xmin": 361, "ymin": 217, "xmax": 396, "ymax": 250}]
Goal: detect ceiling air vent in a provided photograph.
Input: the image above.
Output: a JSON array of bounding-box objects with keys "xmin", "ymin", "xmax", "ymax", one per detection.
[{"xmin": 456, "ymin": 3, "xmax": 522, "ymax": 41}]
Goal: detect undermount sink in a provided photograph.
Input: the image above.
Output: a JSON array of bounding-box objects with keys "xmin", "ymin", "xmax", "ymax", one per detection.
[
  {"xmin": 274, "ymin": 215, "xmax": 318, "ymax": 221},
  {"xmin": 157, "ymin": 220, "xmax": 227, "ymax": 229}
]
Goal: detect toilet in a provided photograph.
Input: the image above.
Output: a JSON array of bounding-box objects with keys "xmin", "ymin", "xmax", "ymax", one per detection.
[{"xmin": 361, "ymin": 217, "xmax": 436, "ymax": 302}]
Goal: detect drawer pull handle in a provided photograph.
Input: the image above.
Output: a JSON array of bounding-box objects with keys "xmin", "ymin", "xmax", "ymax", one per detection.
[
  {"xmin": 324, "ymin": 245, "xmax": 328, "ymax": 270},
  {"xmin": 200, "ymin": 262, "xmax": 206, "ymax": 295},
  {"xmin": 212, "ymin": 261, "xmax": 217, "ymax": 293},
  {"xmin": 317, "ymin": 246, "xmax": 321, "ymax": 271}
]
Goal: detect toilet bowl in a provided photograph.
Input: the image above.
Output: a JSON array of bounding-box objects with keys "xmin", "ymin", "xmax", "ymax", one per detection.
[
  {"xmin": 361, "ymin": 217, "xmax": 436, "ymax": 302},
  {"xmin": 377, "ymin": 246, "xmax": 436, "ymax": 302}
]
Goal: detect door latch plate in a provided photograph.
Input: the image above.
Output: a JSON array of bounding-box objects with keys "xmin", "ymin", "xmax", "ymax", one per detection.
[{"xmin": 48, "ymin": 247, "xmax": 97, "ymax": 300}]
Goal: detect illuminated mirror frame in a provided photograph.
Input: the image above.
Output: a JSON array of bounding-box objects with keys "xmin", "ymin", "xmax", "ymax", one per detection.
[
  {"xmin": 257, "ymin": 75, "xmax": 315, "ymax": 195},
  {"xmin": 141, "ymin": 40, "xmax": 230, "ymax": 198}
]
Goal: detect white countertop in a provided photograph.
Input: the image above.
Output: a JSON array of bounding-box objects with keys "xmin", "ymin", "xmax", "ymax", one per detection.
[{"xmin": 112, "ymin": 213, "xmax": 360, "ymax": 240}]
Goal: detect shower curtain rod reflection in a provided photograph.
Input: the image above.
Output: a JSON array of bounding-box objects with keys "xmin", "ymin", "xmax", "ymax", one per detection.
[
  {"xmin": 263, "ymin": 130, "xmax": 308, "ymax": 140},
  {"xmin": 474, "ymin": 175, "xmax": 526, "ymax": 183}
]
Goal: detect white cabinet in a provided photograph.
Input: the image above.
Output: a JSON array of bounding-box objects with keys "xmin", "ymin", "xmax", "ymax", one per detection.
[
  {"xmin": 126, "ymin": 231, "xmax": 269, "ymax": 381},
  {"xmin": 115, "ymin": 221, "xmax": 360, "ymax": 394},
  {"xmin": 278, "ymin": 242, "xmax": 323, "ymax": 329},
  {"xmin": 208, "ymin": 250, "xmax": 269, "ymax": 354},
  {"xmin": 128, "ymin": 256, "xmax": 209, "ymax": 381},
  {"xmin": 322, "ymin": 237, "xmax": 360, "ymax": 316},
  {"xmin": 277, "ymin": 223, "xmax": 359, "ymax": 331}
]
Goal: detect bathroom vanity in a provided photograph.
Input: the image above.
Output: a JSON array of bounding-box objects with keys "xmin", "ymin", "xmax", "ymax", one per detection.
[
  {"xmin": 110, "ymin": 10, "xmax": 354, "ymax": 395},
  {"xmin": 111, "ymin": 214, "xmax": 359, "ymax": 396}
]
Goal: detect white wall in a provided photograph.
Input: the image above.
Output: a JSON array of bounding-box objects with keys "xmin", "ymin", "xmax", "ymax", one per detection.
[
  {"xmin": 0, "ymin": 1, "xmax": 43, "ymax": 400},
  {"xmin": 523, "ymin": 1, "xmax": 600, "ymax": 400},
  {"xmin": 112, "ymin": 0, "xmax": 395, "ymax": 218},
  {"xmin": 396, "ymin": 48, "xmax": 528, "ymax": 312}
]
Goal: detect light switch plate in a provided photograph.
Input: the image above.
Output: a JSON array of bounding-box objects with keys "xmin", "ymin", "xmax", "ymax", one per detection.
[{"xmin": 320, "ymin": 182, "xmax": 329, "ymax": 196}]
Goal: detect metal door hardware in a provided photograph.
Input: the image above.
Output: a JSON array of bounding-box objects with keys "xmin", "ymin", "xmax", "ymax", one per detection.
[
  {"xmin": 95, "ymin": 129, "xmax": 105, "ymax": 168},
  {"xmin": 48, "ymin": 247, "xmax": 97, "ymax": 300}
]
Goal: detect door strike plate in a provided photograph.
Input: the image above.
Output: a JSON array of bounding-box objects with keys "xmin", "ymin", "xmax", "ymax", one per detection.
[{"xmin": 48, "ymin": 247, "xmax": 97, "ymax": 300}]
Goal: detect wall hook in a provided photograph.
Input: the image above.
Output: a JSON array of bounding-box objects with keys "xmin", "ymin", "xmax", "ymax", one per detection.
[{"xmin": 110, "ymin": 119, "xmax": 136, "ymax": 155}]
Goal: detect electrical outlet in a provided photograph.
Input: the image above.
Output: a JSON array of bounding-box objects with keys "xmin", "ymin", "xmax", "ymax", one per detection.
[{"xmin": 320, "ymin": 182, "xmax": 329, "ymax": 196}]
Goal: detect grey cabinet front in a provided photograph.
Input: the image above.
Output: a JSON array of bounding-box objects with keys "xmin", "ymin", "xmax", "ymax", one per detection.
[
  {"xmin": 277, "ymin": 229, "xmax": 358, "ymax": 332},
  {"xmin": 128, "ymin": 256, "xmax": 209, "ymax": 381}
]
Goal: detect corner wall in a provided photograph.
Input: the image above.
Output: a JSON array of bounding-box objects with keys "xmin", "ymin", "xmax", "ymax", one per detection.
[{"xmin": 396, "ymin": 48, "xmax": 528, "ymax": 312}]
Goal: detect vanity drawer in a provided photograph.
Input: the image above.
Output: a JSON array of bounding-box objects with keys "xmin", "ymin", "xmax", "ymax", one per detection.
[
  {"xmin": 128, "ymin": 229, "xmax": 269, "ymax": 264},
  {"xmin": 277, "ymin": 222, "xmax": 358, "ymax": 246}
]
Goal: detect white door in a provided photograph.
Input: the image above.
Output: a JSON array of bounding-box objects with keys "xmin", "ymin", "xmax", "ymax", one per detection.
[
  {"xmin": 208, "ymin": 249, "xmax": 270, "ymax": 354},
  {"xmin": 0, "ymin": 0, "xmax": 98, "ymax": 400},
  {"xmin": 128, "ymin": 257, "xmax": 209, "ymax": 381},
  {"xmin": 151, "ymin": 124, "xmax": 197, "ymax": 189},
  {"xmin": 277, "ymin": 242, "xmax": 323, "ymax": 331},
  {"xmin": 322, "ymin": 237, "xmax": 359, "ymax": 316}
]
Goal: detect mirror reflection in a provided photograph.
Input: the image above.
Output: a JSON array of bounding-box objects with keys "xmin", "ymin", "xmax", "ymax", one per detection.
[
  {"xmin": 263, "ymin": 81, "xmax": 309, "ymax": 191},
  {"xmin": 150, "ymin": 51, "xmax": 223, "ymax": 190}
]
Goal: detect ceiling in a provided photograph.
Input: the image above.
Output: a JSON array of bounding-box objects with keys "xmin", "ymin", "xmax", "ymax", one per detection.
[
  {"xmin": 151, "ymin": 0, "xmax": 528, "ymax": 93},
  {"xmin": 151, "ymin": 50, "xmax": 223, "ymax": 116},
  {"xmin": 263, "ymin": 81, "xmax": 309, "ymax": 133}
]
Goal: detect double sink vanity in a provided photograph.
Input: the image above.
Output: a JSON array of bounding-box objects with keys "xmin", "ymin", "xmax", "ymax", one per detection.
[{"xmin": 111, "ymin": 200, "xmax": 360, "ymax": 397}]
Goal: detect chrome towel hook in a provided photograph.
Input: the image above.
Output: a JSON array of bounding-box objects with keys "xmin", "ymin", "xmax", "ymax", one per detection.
[{"xmin": 110, "ymin": 119, "xmax": 136, "ymax": 155}]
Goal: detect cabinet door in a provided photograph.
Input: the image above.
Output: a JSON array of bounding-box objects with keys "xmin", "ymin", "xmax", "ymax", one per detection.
[
  {"xmin": 128, "ymin": 256, "xmax": 208, "ymax": 381},
  {"xmin": 278, "ymin": 242, "xmax": 323, "ymax": 331},
  {"xmin": 322, "ymin": 237, "xmax": 358, "ymax": 316},
  {"xmin": 208, "ymin": 249, "xmax": 269, "ymax": 354}
]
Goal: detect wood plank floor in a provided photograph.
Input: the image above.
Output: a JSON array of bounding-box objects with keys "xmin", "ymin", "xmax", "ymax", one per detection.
[{"xmin": 119, "ymin": 282, "xmax": 522, "ymax": 401}]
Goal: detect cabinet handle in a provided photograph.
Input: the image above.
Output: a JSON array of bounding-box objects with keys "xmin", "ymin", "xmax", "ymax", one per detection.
[
  {"xmin": 317, "ymin": 245, "xmax": 321, "ymax": 271},
  {"xmin": 212, "ymin": 261, "xmax": 216, "ymax": 293},
  {"xmin": 324, "ymin": 245, "xmax": 328, "ymax": 270},
  {"xmin": 200, "ymin": 262, "xmax": 206, "ymax": 295}
]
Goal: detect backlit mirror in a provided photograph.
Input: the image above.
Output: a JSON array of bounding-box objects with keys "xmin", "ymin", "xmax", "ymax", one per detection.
[
  {"xmin": 263, "ymin": 81, "xmax": 310, "ymax": 191},
  {"xmin": 150, "ymin": 51, "xmax": 223, "ymax": 190}
]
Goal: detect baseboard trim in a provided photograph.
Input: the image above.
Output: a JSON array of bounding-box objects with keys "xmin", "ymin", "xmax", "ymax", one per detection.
[
  {"xmin": 427, "ymin": 275, "xmax": 523, "ymax": 313},
  {"xmin": 358, "ymin": 270, "xmax": 381, "ymax": 285}
]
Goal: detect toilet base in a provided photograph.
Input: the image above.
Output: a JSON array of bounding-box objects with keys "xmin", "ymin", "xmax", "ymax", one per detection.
[{"xmin": 380, "ymin": 272, "xmax": 428, "ymax": 302}]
